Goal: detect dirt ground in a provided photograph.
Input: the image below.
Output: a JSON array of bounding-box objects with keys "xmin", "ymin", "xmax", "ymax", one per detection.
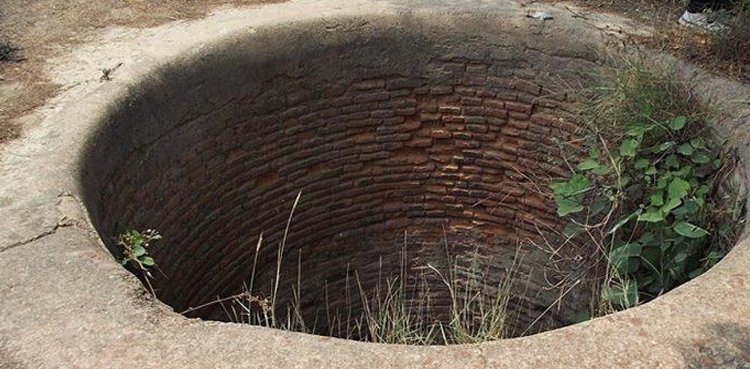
[
  {"xmin": 0, "ymin": 0, "xmax": 283, "ymax": 142},
  {"xmin": 0, "ymin": 0, "xmax": 746, "ymax": 145}
]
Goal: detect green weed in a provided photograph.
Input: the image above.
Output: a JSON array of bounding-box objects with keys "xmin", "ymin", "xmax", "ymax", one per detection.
[
  {"xmin": 117, "ymin": 228, "xmax": 162, "ymax": 296},
  {"xmin": 551, "ymin": 63, "xmax": 744, "ymax": 312},
  {"xmin": 179, "ymin": 192, "xmax": 525, "ymax": 345},
  {"xmin": 221, "ymin": 235, "xmax": 521, "ymax": 345}
]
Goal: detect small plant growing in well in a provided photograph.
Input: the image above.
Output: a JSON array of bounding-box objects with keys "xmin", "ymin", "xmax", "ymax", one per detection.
[
  {"xmin": 550, "ymin": 63, "xmax": 744, "ymax": 313},
  {"xmin": 220, "ymin": 241, "xmax": 520, "ymax": 345},
  {"xmin": 117, "ymin": 228, "xmax": 162, "ymax": 295},
  {"xmin": 179, "ymin": 191, "xmax": 527, "ymax": 345}
]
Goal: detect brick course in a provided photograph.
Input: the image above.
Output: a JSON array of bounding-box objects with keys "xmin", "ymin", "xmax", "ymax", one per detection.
[{"xmin": 95, "ymin": 58, "xmax": 584, "ymax": 337}]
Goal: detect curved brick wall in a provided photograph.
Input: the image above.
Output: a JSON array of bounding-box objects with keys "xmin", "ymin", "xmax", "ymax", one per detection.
[{"xmin": 80, "ymin": 19, "xmax": 602, "ymax": 339}]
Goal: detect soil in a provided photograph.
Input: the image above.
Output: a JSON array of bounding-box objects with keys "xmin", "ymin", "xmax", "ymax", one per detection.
[
  {"xmin": 0, "ymin": 0, "xmax": 283, "ymax": 142},
  {"xmin": 561, "ymin": 0, "xmax": 750, "ymax": 81},
  {"xmin": 0, "ymin": 0, "xmax": 747, "ymax": 145}
]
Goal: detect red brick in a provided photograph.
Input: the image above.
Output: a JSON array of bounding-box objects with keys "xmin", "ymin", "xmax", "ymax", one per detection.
[
  {"xmin": 438, "ymin": 106, "xmax": 461, "ymax": 114},
  {"xmin": 506, "ymin": 101, "xmax": 533, "ymax": 114},
  {"xmin": 352, "ymin": 79, "xmax": 385, "ymax": 90},
  {"xmin": 431, "ymin": 129, "xmax": 452, "ymax": 139}
]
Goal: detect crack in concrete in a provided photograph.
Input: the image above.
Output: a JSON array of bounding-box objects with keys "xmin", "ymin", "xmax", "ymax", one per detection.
[
  {"xmin": 476, "ymin": 344, "xmax": 489, "ymax": 369},
  {"xmin": 0, "ymin": 221, "xmax": 75, "ymax": 253},
  {"xmin": 0, "ymin": 192, "xmax": 91, "ymax": 254}
]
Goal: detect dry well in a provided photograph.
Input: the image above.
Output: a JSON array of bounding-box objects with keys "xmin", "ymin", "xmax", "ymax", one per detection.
[
  {"xmin": 2, "ymin": 1, "xmax": 750, "ymax": 368},
  {"xmin": 82, "ymin": 20, "xmax": 594, "ymax": 335}
]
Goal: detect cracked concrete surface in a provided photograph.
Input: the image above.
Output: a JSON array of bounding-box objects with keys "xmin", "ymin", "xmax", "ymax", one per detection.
[
  {"xmin": 0, "ymin": 0, "xmax": 749, "ymax": 368},
  {"xmin": 1, "ymin": 194, "xmax": 87, "ymax": 253}
]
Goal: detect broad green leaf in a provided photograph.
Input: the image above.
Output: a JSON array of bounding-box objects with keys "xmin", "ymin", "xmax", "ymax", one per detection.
[
  {"xmin": 677, "ymin": 143, "xmax": 694, "ymax": 156},
  {"xmin": 650, "ymin": 192, "xmax": 664, "ymax": 206},
  {"xmin": 550, "ymin": 181, "xmax": 567, "ymax": 194},
  {"xmin": 669, "ymin": 116, "xmax": 688, "ymax": 131},
  {"xmin": 656, "ymin": 175, "xmax": 671, "ymax": 189},
  {"xmin": 589, "ymin": 147, "xmax": 601, "ymax": 160},
  {"xmin": 604, "ymin": 282, "xmax": 639, "ymax": 309},
  {"xmin": 140, "ymin": 256, "xmax": 156, "ymax": 267},
  {"xmin": 638, "ymin": 208, "xmax": 664, "ymax": 223},
  {"xmin": 673, "ymin": 222, "xmax": 709, "ymax": 238},
  {"xmin": 672, "ymin": 166, "xmax": 691, "ymax": 178},
  {"xmin": 645, "ymin": 166, "xmax": 657, "ymax": 175},
  {"xmin": 634, "ymin": 158, "xmax": 650, "ymax": 169},
  {"xmin": 607, "ymin": 209, "xmax": 642, "ymax": 235},
  {"xmin": 577, "ymin": 158, "xmax": 599, "ymax": 171},
  {"xmin": 712, "ymin": 158, "xmax": 722, "ymax": 169},
  {"xmin": 620, "ymin": 139, "xmax": 639, "ymax": 157},
  {"xmin": 673, "ymin": 251, "xmax": 688, "ymax": 264},
  {"xmin": 665, "ymin": 154, "xmax": 680, "ymax": 168},
  {"xmin": 706, "ymin": 250, "xmax": 724, "ymax": 267},
  {"xmin": 660, "ymin": 239, "xmax": 675, "ymax": 252},
  {"xmin": 662, "ymin": 197, "xmax": 682, "ymax": 214},
  {"xmin": 614, "ymin": 242, "xmax": 644, "ymax": 257},
  {"xmin": 551, "ymin": 174, "xmax": 591, "ymax": 197},
  {"xmin": 133, "ymin": 245, "xmax": 147, "ymax": 257},
  {"xmin": 691, "ymin": 151, "xmax": 711, "ymax": 164},
  {"xmin": 609, "ymin": 243, "xmax": 642, "ymax": 275},
  {"xmin": 626, "ymin": 124, "xmax": 646, "ymax": 138},
  {"xmin": 555, "ymin": 196, "xmax": 584, "ymax": 217},
  {"xmin": 658, "ymin": 141, "xmax": 676, "ymax": 153},
  {"xmin": 566, "ymin": 174, "xmax": 591, "ymax": 196},
  {"xmin": 668, "ymin": 178, "xmax": 690, "ymax": 201},
  {"xmin": 695, "ymin": 185, "xmax": 711, "ymax": 197},
  {"xmin": 592, "ymin": 165, "xmax": 611, "ymax": 175},
  {"xmin": 690, "ymin": 137, "xmax": 706, "ymax": 149}
]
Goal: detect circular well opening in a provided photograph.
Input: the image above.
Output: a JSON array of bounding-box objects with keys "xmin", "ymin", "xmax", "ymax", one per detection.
[{"xmin": 80, "ymin": 15, "xmax": 626, "ymax": 342}]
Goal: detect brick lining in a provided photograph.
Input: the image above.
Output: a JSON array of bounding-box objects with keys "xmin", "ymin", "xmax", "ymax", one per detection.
[{"xmin": 85, "ymin": 36, "xmax": 597, "ymax": 338}]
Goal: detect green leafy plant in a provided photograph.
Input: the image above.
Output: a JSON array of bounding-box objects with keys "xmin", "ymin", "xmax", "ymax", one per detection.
[
  {"xmin": 551, "ymin": 64, "xmax": 744, "ymax": 312},
  {"xmin": 117, "ymin": 228, "xmax": 162, "ymax": 295}
]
